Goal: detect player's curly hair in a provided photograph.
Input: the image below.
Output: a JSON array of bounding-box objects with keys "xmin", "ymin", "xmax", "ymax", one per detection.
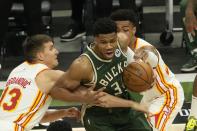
[
  {"xmin": 47, "ymin": 120, "xmax": 72, "ymax": 131},
  {"xmin": 110, "ymin": 9, "xmax": 138, "ymax": 27},
  {"xmin": 23, "ymin": 34, "xmax": 53, "ymax": 63},
  {"xmin": 93, "ymin": 17, "xmax": 117, "ymax": 36}
]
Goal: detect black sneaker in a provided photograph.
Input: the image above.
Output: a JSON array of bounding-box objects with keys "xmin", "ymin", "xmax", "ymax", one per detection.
[
  {"xmin": 181, "ymin": 56, "xmax": 197, "ymax": 72},
  {"xmin": 181, "ymin": 52, "xmax": 197, "ymax": 72},
  {"xmin": 60, "ymin": 23, "xmax": 85, "ymax": 42}
]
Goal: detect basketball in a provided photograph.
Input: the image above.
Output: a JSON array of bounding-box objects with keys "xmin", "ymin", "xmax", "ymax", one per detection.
[{"xmin": 123, "ymin": 61, "xmax": 155, "ymax": 93}]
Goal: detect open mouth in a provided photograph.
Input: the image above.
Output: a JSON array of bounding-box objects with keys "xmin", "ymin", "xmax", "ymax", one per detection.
[{"xmin": 105, "ymin": 51, "xmax": 114, "ymax": 57}]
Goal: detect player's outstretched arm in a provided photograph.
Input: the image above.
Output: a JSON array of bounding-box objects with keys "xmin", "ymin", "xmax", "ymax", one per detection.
[
  {"xmin": 50, "ymin": 85, "xmax": 105, "ymax": 104},
  {"xmin": 97, "ymin": 93, "xmax": 149, "ymax": 114},
  {"xmin": 38, "ymin": 56, "xmax": 105, "ymax": 104}
]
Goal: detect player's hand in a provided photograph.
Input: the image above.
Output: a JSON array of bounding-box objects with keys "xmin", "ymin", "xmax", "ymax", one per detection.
[
  {"xmin": 134, "ymin": 49, "xmax": 149, "ymax": 62},
  {"xmin": 134, "ymin": 46, "xmax": 157, "ymax": 62},
  {"xmin": 134, "ymin": 46, "xmax": 159, "ymax": 68},
  {"xmin": 64, "ymin": 107, "xmax": 80, "ymax": 119}
]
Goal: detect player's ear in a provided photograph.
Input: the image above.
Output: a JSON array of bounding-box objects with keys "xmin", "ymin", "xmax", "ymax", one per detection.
[
  {"xmin": 36, "ymin": 52, "xmax": 44, "ymax": 61},
  {"xmin": 132, "ymin": 26, "xmax": 136, "ymax": 35}
]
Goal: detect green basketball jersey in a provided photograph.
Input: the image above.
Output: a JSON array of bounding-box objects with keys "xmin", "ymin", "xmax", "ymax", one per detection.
[
  {"xmin": 82, "ymin": 43, "xmax": 128, "ymax": 97},
  {"xmin": 81, "ymin": 44, "xmax": 152, "ymax": 131}
]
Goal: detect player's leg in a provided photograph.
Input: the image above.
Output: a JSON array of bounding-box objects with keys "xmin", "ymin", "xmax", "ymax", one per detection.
[
  {"xmin": 185, "ymin": 75, "xmax": 197, "ymax": 131},
  {"xmin": 147, "ymin": 89, "xmax": 184, "ymax": 131}
]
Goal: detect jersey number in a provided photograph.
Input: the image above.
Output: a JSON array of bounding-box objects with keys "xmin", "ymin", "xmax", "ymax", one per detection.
[
  {"xmin": 1, "ymin": 88, "xmax": 22, "ymax": 111},
  {"xmin": 112, "ymin": 82, "xmax": 123, "ymax": 95}
]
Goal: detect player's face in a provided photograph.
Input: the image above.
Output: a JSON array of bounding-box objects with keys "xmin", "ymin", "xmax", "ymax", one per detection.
[
  {"xmin": 94, "ymin": 32, "xmax": 117, "ymax": 60},
  {"xmin": 115, "ymin": 20, "xmax": 136, "ymax": 43},
  {"xmin": 41, "ymin": 41, "xmax": 59, "ymax": 68}
]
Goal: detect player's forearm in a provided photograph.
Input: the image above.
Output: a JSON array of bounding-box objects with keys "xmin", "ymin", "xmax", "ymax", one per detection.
[
  {"xmin": 98, "ymin": 94, "xmax": 149, "ymax": 113},
  {"xmin": 40, "ymin": 110, "xmax": 68, "ymax": 123},
  {"xmin": 129, "ymin": 101, "xmax": 149, "ymax": 113},
  {"xmin": 112, "ymin": 98, "xmax": 135, "ymax": 108},
  {"xmin": 112, "ymin": 98, "xmax": 144, "ymax": 111},
  {"xmin": 49, "ymin": 86, "xmax": 99, "ymax": 104},
  {"xmin": 52, "ymin": 72, "xmax": 80, "ymax": 91},
  {"xmin": 49, "ymin": 87, "xmax": 87, "ymax": 103}
]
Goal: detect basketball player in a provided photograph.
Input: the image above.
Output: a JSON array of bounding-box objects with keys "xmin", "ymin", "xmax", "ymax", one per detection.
[
  {"xmin": 0, "ymin": 34, "xmax": 102, "ymax": 131},
  {"xmin": 51, "ymin": 18, "xmax": 152, "ymax": 131},
  {"xmin": 110, "ymin": 9, "xmax": 185, "ymax": 131}
]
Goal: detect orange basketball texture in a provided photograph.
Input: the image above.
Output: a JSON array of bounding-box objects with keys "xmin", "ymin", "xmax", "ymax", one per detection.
[{"xmin": 123, "ymin": 61, "xmax": 154, "ymax": 92}]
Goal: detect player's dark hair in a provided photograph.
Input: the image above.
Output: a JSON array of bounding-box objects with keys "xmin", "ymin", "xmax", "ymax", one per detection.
[
  {"xmin": 47, "ymin": 120, "xmax": 72, "ymax": 131},
  {"xmin": 110, "ymin": 9, "xmax": 138, "ymax": 27},
  {"xmin": 23, "ymin": 34, "xmax": 53, "ymax": 63},
  {"xmin": 93, "ymin": 17, "xmax": 117, "ymax": 36}
]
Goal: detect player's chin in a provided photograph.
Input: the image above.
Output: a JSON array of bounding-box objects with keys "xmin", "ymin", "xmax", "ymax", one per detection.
[{"xmin": 52, "ymin": 60, "xmax": 59, "ymax": 68}]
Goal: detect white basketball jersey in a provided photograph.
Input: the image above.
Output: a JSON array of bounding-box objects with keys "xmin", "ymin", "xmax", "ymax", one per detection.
[
  {"xmin": 133, "ymin": 38, "xmax": 184, "ymax": 100},
  {"xmin": 0, "ymin": 62, "xmax": 52, "ymax": 131},
  {"xmin": 133, "ymin": 38, "xmax": 184, "ymax": 131}
]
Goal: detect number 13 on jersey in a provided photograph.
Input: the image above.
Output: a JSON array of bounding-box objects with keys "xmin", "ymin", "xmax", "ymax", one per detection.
[{"xmin": 0, "ymin": 87, "xmax": 22, "ymax": 111}]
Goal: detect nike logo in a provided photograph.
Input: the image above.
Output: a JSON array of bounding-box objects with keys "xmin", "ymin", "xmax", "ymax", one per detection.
[{"xmin": 96, "ymin": 64, "xmax": 104, "ymax": 70}]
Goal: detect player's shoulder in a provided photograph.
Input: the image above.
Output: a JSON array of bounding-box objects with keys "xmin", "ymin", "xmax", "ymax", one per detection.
[
  {"xmin": 36, "ymin": 69, "xmax": 65, "ymax": 94},
  {"xmin": 37, "ymin": 69, "xmax": 64, "ymax": 81},
  {"xmin": 71, "ymin": 55, "xmax": 92, "ymax": 70},
  {"xmin": 137, "ymin": 38, "xmax": 152, "ymax": 47},
  {"xmin": 67, "ymin": 55, "xmax": 93, "ymax": 81},
  {"xmin": 137, "ymin": 38, "xmax": 158, "ymax": 51}
]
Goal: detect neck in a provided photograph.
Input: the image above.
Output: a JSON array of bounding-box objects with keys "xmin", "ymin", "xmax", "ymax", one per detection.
[{"xmin": 30, "ymin": 59, "xmax": 45, "ymax": 65}]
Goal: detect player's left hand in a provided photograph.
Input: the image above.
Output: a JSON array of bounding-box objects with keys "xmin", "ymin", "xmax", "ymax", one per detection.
[
  {"xmin": 134, "ymin": 49, "xmax": 149, "ymax": 62},
  {"xmin": 134, "ymin": 46, "xmax": 159, "ymax": 81}
]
